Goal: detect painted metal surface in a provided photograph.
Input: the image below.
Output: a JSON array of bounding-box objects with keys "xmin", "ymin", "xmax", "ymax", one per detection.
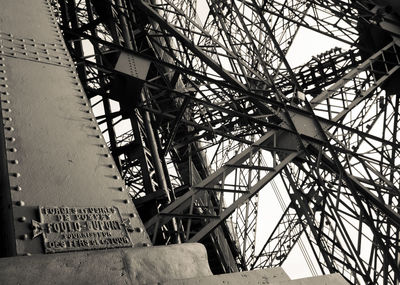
[{"xmin": 0, "ymin": 0, "xmax": 150, "ymax": 255}]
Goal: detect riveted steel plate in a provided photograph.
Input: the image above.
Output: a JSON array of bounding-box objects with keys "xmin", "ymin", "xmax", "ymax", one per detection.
[
  {"xmin": 115, "ymin": 52, "xmax": 151, "ymax": 80},
  {"xmin": 0, "ymin": 0, "xmax": 150, "ymax": 255},
  {"xmin": 32, "ymin": 206, "xmax": 133, "ymax": 253},
  {"xmin": 0, "ymin": 0, "xmax": 61, "ymax": 44}
]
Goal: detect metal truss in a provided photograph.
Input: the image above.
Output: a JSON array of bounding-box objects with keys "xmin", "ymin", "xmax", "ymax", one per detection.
[{"xmin": 54, "ymin": 0, "xmax": 400, "ymax": 283}]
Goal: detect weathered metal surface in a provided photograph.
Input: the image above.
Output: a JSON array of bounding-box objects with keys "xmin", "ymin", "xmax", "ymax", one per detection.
[
  {"xmin": 0, "ymin": 243, "xmax": 213, "ymax": 285},
  {"xmin": 32, "ymin": 206, "xmax": 133, "ymax": 253},
  {"xmin": 0, "ymin": 0, "xmax": 150, "ymax": 255}
]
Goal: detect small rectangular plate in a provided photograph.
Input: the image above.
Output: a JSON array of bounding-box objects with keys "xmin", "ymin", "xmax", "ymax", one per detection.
[{"xmin": 36, "ymin": 206, "xmax": 132, "ymax": 253}]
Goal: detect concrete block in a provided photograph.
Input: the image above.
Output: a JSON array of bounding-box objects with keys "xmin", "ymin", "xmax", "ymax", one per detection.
[
  {"xmin": 274, "ymin": 273, "xmax": 349, "ymax": 285},
  {"xmin": 162, "ymin": 267, "xmax": 291, "ymax": 285},
  {"xmin": 162, "ymin": 271, "xmax": 349, "ymax": 285},
  {"xmin": 0, "ymin": 243, "xmax": 212, "ymax": 285}
]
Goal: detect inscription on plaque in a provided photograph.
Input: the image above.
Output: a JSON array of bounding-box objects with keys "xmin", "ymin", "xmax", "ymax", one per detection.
[{"xmin": 32, "ymin": 206, "xmax": 133, "ymax": 253}]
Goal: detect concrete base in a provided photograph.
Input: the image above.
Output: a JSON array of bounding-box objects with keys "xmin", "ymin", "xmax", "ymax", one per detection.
[
  {"xmin": 164, "ymin": 267, "xmax": 291, "ymax": 285},
  {"xmin": 0, "ymin": 243, "xmax": 349, "ymax": 285},
  {"xmin": 0, "ymin": 244, "xmax": 212, "ymax": 285},
  {"xmin": 164, "ymin": 271, "xmax": 349, "ymax": 285}
]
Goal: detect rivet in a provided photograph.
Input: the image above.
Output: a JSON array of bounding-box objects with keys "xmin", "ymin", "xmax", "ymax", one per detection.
[
  {"xmin": 96, "ymin": 135, "xmax": 101, "ymax": 139},
  {"xmin": 12, "ymin": 172, "xmax": 21, "ymax": 177},
  {"xmin": 20, "ymin": 234, "xmax": 29, "ymax": 240},
  {"xmin": 135, "ymin": 227, "xmax": 143, "ymax": 233},
  {"xmin": 18, "ymin": 216, "xmax": 26, "ymax": 222},
  {"xmin": 13, "ymin": 185, "xmax": 22, "ymax": 191},
  {"xmin": 123, "ymin": 199, "xmax": 129, "ymax": 204},
  {"xmin": 24, "ymin": 253, "xmax": 31, "ymax": 256},
  {"xmin": 6, "ymin": 137, "xmax": 15, "ymax": 142},
  {"xmin": 10, "ymin": 160, "xmax": 18, "ymax": 164},
  {"xmin": 92, "ymin": 126, "xmax": 97, "ymax": 130},
  {"xmin": 16, "ymin": 200, "xmax": 25, "ymax": 206},
  {"xmin": 104, "ymin": 154, "xmax": 110, "ymax": 158},
  {"xmin": 5, "ymin": 126, "xmax": 14, "ymax": 131},
  {"xmin": 5, "ymin": 117, "xmax": 12, "ymax": 121},
  {"xmin": 142, "ymin": 243, "xmax": 150, "ymax": 247},
  {"xmin": 129, "ymin": 213, "xmax": 136, "ymax": 218},
  {"xmin": 108, "ymin": 164, "xmax": 114, "ymax": 168},
  {"xmin": 85, "ymin": 110, "xmax": 91, "ymax": 114},
  {"xmin": 100, "ymin": 144, "xmax": 106, "ymax": 148},
  {"xmin": 8, "ymin": 147, "xmax": 17, "ymax": 152},
  {"xmin": 118, "ymin": 187, "xmax": 123, "ymax": 191}
]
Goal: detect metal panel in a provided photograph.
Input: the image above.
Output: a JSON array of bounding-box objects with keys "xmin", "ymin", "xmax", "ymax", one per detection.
[
  {"xmin": 115, "ymin": 52, "xmax": 151, "ymax": 80},
  {"xmin": 0, "ymin": 0, "xmax": 150, "ymax": 255}
]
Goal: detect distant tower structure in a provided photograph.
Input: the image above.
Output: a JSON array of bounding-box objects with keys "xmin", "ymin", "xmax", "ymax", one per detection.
[{"xmin": 2, "ymin": 0, "xmax": 400, "ymax": 284}]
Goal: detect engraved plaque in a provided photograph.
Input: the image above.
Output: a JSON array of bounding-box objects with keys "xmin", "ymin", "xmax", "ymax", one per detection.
[{"xmin": 32, "ymin": 206, "xmax": 133, "ymax": 253}]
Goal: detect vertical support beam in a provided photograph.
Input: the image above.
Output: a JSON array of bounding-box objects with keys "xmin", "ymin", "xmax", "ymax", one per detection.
[
  {"xmin": 0, "ymin": 0, "xmax": 150, "ymax": 255},
  {"xmin": 0, "ymin": 69, "xmax": 16, "ymax": 256}
]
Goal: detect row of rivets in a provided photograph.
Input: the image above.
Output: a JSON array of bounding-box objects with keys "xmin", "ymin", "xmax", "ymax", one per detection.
[
  {"xmin": 0, "ymin": 31, "xmax": 71, "ymax": 67},
  {"xmin": 44, "ymin": 0, "xmax": 68, "ymax": 51},
  {"xmin": 0, "ymin": 56, "xmax": 22, "ymax": 196},
  {"xmin": 68, "ymin": 69, "xmax": 122, "ymax": 183},
  {"xmin": 64, "ymin": 51, "xmax": 148, "ymax": 244}
]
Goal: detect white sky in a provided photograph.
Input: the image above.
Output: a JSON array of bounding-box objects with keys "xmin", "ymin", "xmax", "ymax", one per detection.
[{"xmin": 286, "ymin": 27, "xmax": 350, "ymax": 67}]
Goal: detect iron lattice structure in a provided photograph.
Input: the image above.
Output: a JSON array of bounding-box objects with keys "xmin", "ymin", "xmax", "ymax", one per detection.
[{"xmin": 54, "ymin": 0, "xmax": 400, "ymax": 284}]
